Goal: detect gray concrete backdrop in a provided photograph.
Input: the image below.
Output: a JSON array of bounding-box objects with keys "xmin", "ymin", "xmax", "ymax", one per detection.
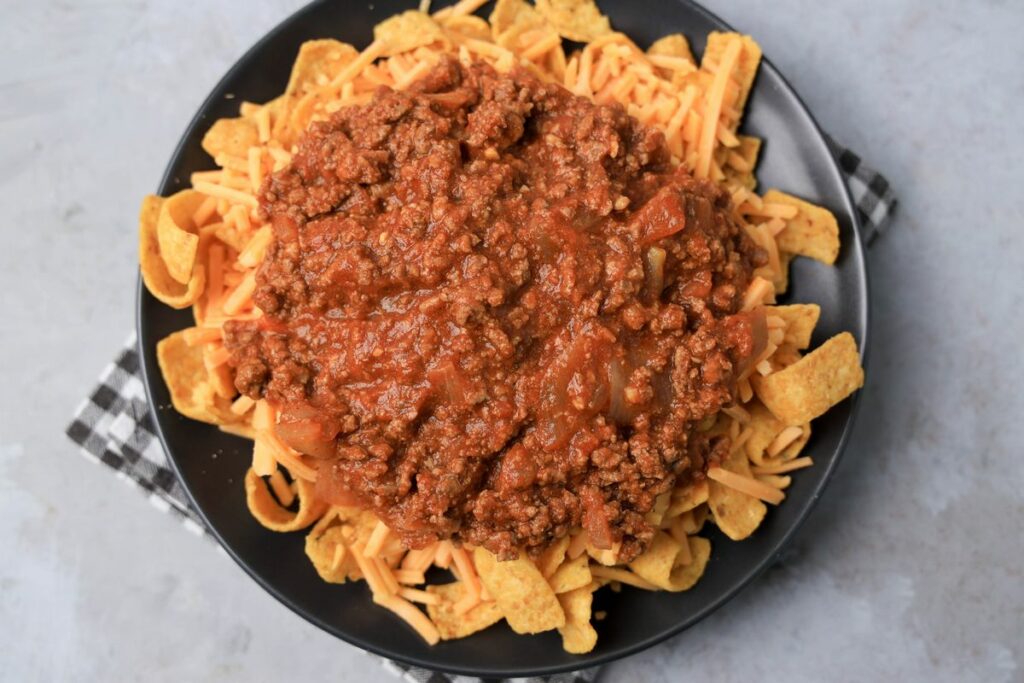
[{"xmin": 1, "ymin": 0, "xmax": 1021, "ymax": 681}]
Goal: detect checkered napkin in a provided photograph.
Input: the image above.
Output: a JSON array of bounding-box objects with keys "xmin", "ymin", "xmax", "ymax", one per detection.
[{"xmin": 65, "ymin": 140, "xmax": 895, "ymax": 683}]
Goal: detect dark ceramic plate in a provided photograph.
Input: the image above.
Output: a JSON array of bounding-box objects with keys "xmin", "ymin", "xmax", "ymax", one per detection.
[{"xmin": 138, "ymin": 0, "xmax": 869, "ymax": 676}]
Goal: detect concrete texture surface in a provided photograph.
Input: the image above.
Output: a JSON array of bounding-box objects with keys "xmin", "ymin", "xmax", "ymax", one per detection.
[{"xmin": 1, "ymin": 1, "xmax": 1021, "ymax": 681}]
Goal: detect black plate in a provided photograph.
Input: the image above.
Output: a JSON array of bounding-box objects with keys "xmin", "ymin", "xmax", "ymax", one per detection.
[{"xmin": 138, "ymin": 0, "xmax": 869, "ymax": 676}]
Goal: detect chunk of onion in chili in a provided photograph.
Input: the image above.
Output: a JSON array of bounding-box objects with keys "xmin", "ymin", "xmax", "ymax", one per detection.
[
  {"xmin": 428, "ymin": 361, "xmax": 473, "ymax": 406},
  {"xmin": 314, "ymin": 463, "xmax": 366, "ymax": 507},
  {"xmin": 632, "ymin": 186, "xmax": 688, "ymax": 245},
  {"xmin": 607, "ymin": 358, "xmax": 635, "ymax": 425},
  {"xmin": 644, "ymin": 246, "xmax": 666, "ymax": 301},
  {"xmin": 729, "ymin": 307, "xmax": 769, "ymax": 378},
  {"xmin": 275, "ymin": 412, "xmax": 339, "ymax": 460}
]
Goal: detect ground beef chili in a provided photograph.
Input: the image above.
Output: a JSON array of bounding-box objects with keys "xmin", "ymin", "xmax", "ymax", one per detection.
[{"xmin": 224, "ymin": 57, "xmax": 766, "ymax": 561}]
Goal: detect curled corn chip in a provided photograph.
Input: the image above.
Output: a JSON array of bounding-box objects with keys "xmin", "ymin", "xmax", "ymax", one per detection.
[
  {"xmin": 305, "ymin": 525, "xmax": 354, "ymax": 583},
  {"xmin": 426, "ymin": 582, "xmax": 504, "ymax": 640},
  {"xmin": 473, "ymin": 547, "xmax": 565, "ymax": 634},
  {"xmin": 489, "ymin": 0, "xmax": 545, "ymax": 38},
  {"xmin": 557, "ymin": 585, "xmax": 597, "ymax": 654},
  {"xmin": 285, "ymin": 40, "xmax": 359, "ymax": 100},
  {"xmin": 768, "ymin": 303, "xmax": 821, "ymax": 350},
  {"xmin": 708, "ymin": 443, "xmax": 766, "ymax": 540},
  {"xmin": 201, "ymin": 116, "xmax": 259, "ymax": 159},
  {"xmin": 679, "ymin": 503, "xmax": 709, "ymax": 535},
  {"xmin": 754, "ymin": 332, "xmax": 864, "ymax": 425},
  {"xmin": 628, "ymin": 532, "xmax": 710, "ymax": 591},
  {"xmin": 537, "ymin": 535, "xmax": 571, "ymax": 578},
  {"xmin": 535, "ymin": 0, "xmax": 611, "ymax": 42},
  {"xmin": 155, "ymin": 330, "xmax": 235, "ymax": 424},
  {"xmin": 140, "ymin": 196, "xmax": 206, "ymax": 309},
  {"xmin": 743, "ymin": 401, "xmax": 786, "ymax": 466},
  {"xmin": 666, "ymin": 478, "xmax": 709, "ymax": 518},
  {"xmin": 439, "ymin": 14, "xmax": 493, "ymax": 42},
  {"xmin": 219, "ymin": 422, "xmax": 258, "ymax": 440},
  {"xmin": 549, "ymin": 553, "xmax": 592, "ymax": 594},
  {"xmin": 647, "ymin": 33, "xmax": 695, "ymax": 64},
  {"xmin": 724, "ymin": 135, "xmax": 762, "ymax": 192},
  {"xmin": 157, "ymin": 190, "xmax": 205, "ymax": 284},
  {"xmin": 374, "ymin": 11, "xmax": 448, "ymax": 57},
  {"xmin": 763, "ymin": 189, "xmax": 841, "ymax": 264},
  {"xmin": 304, "ymin": 506, "xmax": 374, "ymax": 583},
  {"xmin": 244, "ymin": 467, "xmax": 328, "ymax": 532}
]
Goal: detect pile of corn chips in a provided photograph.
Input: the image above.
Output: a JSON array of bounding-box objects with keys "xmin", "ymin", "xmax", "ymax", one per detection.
[{"xmin": 139, "ymin": 0, "xmax": 864, "ymax": 653}]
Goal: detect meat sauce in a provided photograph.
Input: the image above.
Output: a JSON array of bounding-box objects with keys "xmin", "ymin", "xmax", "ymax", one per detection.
[{"xmin": 224, "ymin": 58, "xmax": 766, "ymax": 561}]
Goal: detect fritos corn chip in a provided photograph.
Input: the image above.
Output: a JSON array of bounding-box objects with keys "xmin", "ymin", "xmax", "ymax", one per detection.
[
  {"xmin": 764, "ymin": 189, "xmax": 842, "ymax": 264},
  {"xmin": 647, "ymin": 33, "xmax": 695, "ymax": 64},
  {"xmin": 754, "ymin": 332, "xmax": 864, "ymax": 425},
  {"xmin": 426, "ymin": 582, "xmax": 504, "ymax": 640},
  {"xmin": 708, "ymin": 444, "xmax": 767, "ymax": 541},
  {"xmin": 474, "ymin": 547, "xmax": 565, "ymax": 634},
  {"xmin": 374, "ymin": 10, "xmax": 448, "ymax": 56},
  {"xmin": 156, "ymin": 190, "xmax": 205, "ymax": 284},
  {"xmin": 629, "ymin": 532, "xmax": 710, "ymax": 591},
  {"xmin": 244, "ymin": 467, "xmax": 328, "ymax": 532},
  {"xmin": 201, "ymin": 116, "xmax": 259, "ymax": 159},
  {"xmin": 557, "ymin": 586, "xmax": 598, "ymax": 654},
  {"xmin": 549, "ymin": 554, "xmax": 592, "ymax": 594},
  {"xmin": 769, "ymin": 303, "xmax": 821, "ymax": 349},
  {"xmin": 534, "ymin": 0, "xmax": 611, "ymax": 42},
  {"xmin": 140, "ymin": 196, "xmax": 206, "ymax": 309},
  {"xmin": 285, "ymin": 39, "xmax": 359, "ymax": 99}
]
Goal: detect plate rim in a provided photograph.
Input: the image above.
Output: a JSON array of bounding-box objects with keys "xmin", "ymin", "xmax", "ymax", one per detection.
[{"xmin": 137, "ymin": 0, "xmax": 870, "ymax": 675}]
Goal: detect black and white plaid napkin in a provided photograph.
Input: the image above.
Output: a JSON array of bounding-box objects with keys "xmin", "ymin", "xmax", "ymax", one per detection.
[{"xmin": 65, "ymin": 139, "xmax": 895, "ymax": 683}]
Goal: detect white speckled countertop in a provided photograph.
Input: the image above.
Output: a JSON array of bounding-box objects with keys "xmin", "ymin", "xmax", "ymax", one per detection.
[{"xmin": 2, "ymin": 1, "xmax": 1022, "ymax": 681}]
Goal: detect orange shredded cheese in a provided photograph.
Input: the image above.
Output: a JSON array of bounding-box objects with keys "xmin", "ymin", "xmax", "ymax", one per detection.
[
  {"xmin": 251, "ymin": 438, "xmax": 276, "ymax": 477},
  {"xmin": 567, "ymin": 530, "xmax": 589, "ymax": 559},
  {"xmin": 767, "ymin": 426, "xmax": 805, "ymax": 457},
  {"xmin": 192, "ymin": 195, "xmax": 219, "ymax": 227},
  {"xmin": 268, "ymin": 469, "xmax": 296, "ymax": 507},
  {"xmin": 590, "ymin": 566, "xmax": 658, "ymax": 590},
  {"xmin": 363, "ymin": 521, "xmax": 392, "ymax": 558},
  {"xmin": 221, "ymin": 270, "xmax": 257, "ymax": 315},
  {"xmin": 521, "ymin": 32, "xmax": 561, "ymax": 61},
  {"xmin": 399, "ymin": 587, "xmax": 440, "ymax": 605},
  {"xmin": 707, "ymin": 466, "xmax": 785, "ymax": 505},
  {"xmin": 752, "ymin": 457, "xmax": 814, "ymax": 475},
  {"xmin": 230, "ymin": 394, "xmax": 255, "ymax": 416},
  {"xmin": 394, "ymin": 569, "xmax": 426, "ymax": 585},
  {"xmin": 351, "ymin": 543, "xmax": 389, "ymax": 596},
  {"xmin": 193, "ymin": 180, "xmax": 258, "ymax": 209},
  {"xmin": 433, "ymin": 541, "xmax": 453, "ymax": 569},
  {"xmin": 374, "ymin": 594, "xmax": 441, "ymax": 645},
  {"xmin": 374, "ymin": 558, "xmax": 401, "ymax": 594},
  {"xmin": 202, "ymin": 344, "xmax": 231, "ymax": 370},
  {"xmin": 183, "ymin": 326, "xmax": 223, "ymax": 346},
  {"xmin": 261, "ymin": 431, "xmax": 317, "ymax": 481},
  {"xmin": 450, "ymin": 547, "xmax": 482, "ymax": 599},
  {"xmin": 741, "ymin": 276, "xmax": 775, "ymax": 311}
]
